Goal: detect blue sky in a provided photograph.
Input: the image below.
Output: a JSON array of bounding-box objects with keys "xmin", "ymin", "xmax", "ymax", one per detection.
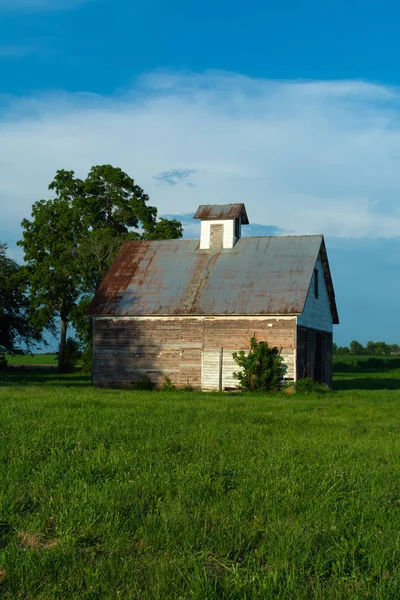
[{"xmin": 1, "ymin": 0, "xmax": 400, "ymax": 346}]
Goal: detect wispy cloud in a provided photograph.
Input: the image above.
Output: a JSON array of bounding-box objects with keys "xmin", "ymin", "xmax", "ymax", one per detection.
[
  {"xmin": 153, "ymin": 168, "xmax": 198, "ymax": 187},
  {"xmin": 2, "ymin": 71, "xmax": 400, "ymax": 242}
]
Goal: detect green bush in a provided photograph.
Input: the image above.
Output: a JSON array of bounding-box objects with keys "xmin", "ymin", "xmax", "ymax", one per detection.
[
  {"xmin": 295, "ymin": 377, "xmax": 330, "ymax": 394},
  {"xmin": 134, "ymin": 375, "xmax": 155, "ymax": 391},
  {"xmin": 162, "ymin": 376, "xmax": 177, "ymax": 391},
  {"xmin": 0, "ymin": 354, "xmax": 7, "ymax": 370},
  {"xmin": 80, "ymin": 343, "xmax": 93, "ymax": 373},
  {"xmin": 232, "ymin": 335, "xmax": 286, "ymax": 392}
]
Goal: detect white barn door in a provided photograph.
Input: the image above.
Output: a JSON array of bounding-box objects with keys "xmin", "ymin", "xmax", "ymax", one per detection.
[
  {"xmin": 202, "ymin": 348, "xmax": 222, "ymax": 390},
  {"xmin": 202, "ymin": 348, "xmax": 240, "ymax": 391}
]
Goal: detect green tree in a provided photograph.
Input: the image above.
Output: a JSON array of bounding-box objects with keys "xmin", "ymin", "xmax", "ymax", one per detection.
[
  {"xmin": 232, "ymin": 335, "xmax": 286, "ymax": 392},
  {"xmin": 336, "ymin": 346, "xmax": 350, "ymax": 355},
  {"xmin": 79, "ymin": 165, "xmax": 155, "ymax": 234},
  {"xmin": 19, "ymin": 165, "xmax": 182, "ymax": 372},
  {"xmin": 74, "ymin": 229, "xmax": 124, "ymax": 295},
  {"xmin": 18, "ymin": 197, "xmax": 81, "ymax": 372},
  {"xmin": 349, "ymin": 339, "xmax": 364, "ymax": 355},
  {"xmin": 0, "ymin": 242, "xmax": 41, "ymax": 359},
  {"xmin": 365, "ymin": 341, "xmax": 376, "ymax": 355},
  {"xmin": 70, "ymin": 297, "xmax": 93, "ymax": 371},
  {"xmin": 373, "ymin": 341, "xmax": 391, "ymax": 356}
]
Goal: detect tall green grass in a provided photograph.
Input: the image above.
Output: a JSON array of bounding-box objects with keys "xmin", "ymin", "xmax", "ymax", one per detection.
[
  {"xmin": 333, "ymin": 355, "xmax": 400, "ymax": 391},
  {"xmin": 1, "ymin": 374, "xmax": 400, "ymax": 598},
  {"xmin": 333, "ymin": 354, "xmax": 400, "ymax": 372}
]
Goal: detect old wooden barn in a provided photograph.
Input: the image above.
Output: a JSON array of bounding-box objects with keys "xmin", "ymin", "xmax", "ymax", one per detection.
[{"xmin": 88, "ymin": 203, "xmax": 339, "ymax": 389}]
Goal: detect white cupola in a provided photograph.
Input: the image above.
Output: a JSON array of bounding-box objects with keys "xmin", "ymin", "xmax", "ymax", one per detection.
[{"xmin": 193, "ymin": 203, "xmax": 249, "ymax": 250}]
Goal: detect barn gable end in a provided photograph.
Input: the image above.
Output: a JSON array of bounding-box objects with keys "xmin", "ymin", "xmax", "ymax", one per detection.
[{"xmin": 297, "ymin": 255, "xmax": 333, "ymax": 333}]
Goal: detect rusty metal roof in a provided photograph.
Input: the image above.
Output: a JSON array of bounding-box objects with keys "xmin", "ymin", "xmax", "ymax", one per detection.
[
  {"xmin": 193, "ymin": 203, "xmax": 249, "ymax": 224},
  {"xmin": 88, "ymin": 236, "xmax": 338, "ymax": 323}
]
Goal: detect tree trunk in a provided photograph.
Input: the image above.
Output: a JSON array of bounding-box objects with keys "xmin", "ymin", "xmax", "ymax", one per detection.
[{"xmin": 58, "ymin": 316, "xmax": 68, "ymax": 373}]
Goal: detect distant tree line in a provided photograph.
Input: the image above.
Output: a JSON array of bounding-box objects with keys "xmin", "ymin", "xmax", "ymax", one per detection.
[
  {"xmin": 0, "ymin": 165, "xmax": 182, "ymax": 372},
  {"xmin": 333, "ymin": 340, "xmax": 400, "ymax": 356}
]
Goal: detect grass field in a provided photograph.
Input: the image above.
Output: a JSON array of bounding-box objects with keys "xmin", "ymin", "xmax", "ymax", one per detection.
[
  {"xmin": 333, "ymin": 354, "xmax": 400, "ymax": 391},
  {"xmin": 5, "ymin": 354, "xmax": 58, "ymax": 366},
  {"xmin": 1, "ymin": 361, "xmax": 400, "ymax": 598}
]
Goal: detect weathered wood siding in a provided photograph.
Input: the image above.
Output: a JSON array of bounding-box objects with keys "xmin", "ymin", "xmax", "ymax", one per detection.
[
  {"xmin": 297, "ymin": 256, "xmax": 333, "ymax": 333},
  {"xmin": 93, "ymin": 316, "xmax": 296, "ymax": 389},
  {"xmin": 93, "ymin": 317, "xmax": 202, "ymax": 389}
]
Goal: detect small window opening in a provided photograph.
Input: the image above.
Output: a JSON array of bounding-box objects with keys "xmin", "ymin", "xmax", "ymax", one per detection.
[{"xmin": 314, "ymin": 269, "xmax": 319, "ymax": 299}]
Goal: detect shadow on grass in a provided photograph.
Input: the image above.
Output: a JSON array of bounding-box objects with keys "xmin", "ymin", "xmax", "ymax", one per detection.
[
  {"xmin": 0, "ymin": 369, "xmax": 92, "ymax": 388},
  {"xmin": 334, "ymin": 378, "xmax": 400, "ymax": 391}
]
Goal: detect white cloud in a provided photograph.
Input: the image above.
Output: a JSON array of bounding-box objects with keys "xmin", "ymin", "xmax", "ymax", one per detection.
[{"xmin": 2, "ymin": 71, "xmax": 400, "ymax": 244}]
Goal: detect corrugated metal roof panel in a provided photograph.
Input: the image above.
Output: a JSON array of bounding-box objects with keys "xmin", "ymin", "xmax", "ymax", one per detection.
[
  {"xmin": 193, "ymin": 203, "xmax": 249, "ymax": 224},
  {"xmin": 88, "ymin": 235, "xmax": 338, "ymax": 323}
]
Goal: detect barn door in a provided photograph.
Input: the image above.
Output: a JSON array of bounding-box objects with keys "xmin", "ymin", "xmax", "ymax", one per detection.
[
  {"xmin": 202, "ymin": 348, "xmax": 223, "ymax": 390},
  {"xmin": 297, "ymin": 327, "xmax": 331, "ymax": 385}
]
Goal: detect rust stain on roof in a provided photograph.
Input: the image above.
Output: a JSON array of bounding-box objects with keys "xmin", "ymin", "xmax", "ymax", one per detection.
[
  {"xmin": 174, "ymin": 251, "xmax": 220, "ymax": 314},
  {"xmin": 88, "ymin": 241, "xmax": 151, "ymax": 315}
]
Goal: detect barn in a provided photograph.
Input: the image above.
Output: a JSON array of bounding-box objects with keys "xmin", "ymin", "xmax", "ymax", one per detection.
[{"xmin": 88, "ymin": 203, "xmax": 339, "ymax": 389}]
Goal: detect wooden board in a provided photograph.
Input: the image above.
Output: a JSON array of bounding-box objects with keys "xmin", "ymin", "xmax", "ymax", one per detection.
[{"xmin": 93, "ymin": 317, "xmax": 296, "ymax": 389}]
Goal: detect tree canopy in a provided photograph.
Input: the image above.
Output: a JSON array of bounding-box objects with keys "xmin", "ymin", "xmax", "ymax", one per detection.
[
  {"xmin": 0, "ymin": 242, "xmax": 41, "ymax": 356},
  {"xmin": 333, "ymin": 340, "xmax": 399, "ymax": 356},
  {"xmin": 18, "ymin": 197, "xmax": 81, "ymax": 370}
]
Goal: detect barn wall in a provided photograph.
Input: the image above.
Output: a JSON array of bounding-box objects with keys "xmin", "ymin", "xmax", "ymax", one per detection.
[
  {"xmin": 93, "ymin": 317, "xmax": 202, "ymax": 389},
  {"xmin": 93, "ymin": 316, "xmax": 296, "ymax": 389},
  {"xmin": 297, "ymin": 256, "xmax": 333, "ymax": 333}
]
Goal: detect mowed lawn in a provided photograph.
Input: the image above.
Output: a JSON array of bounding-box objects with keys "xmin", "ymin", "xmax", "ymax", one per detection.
[{"xmin": 1, "ymin": 369, "xmax": 400, "ymax": 598}]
